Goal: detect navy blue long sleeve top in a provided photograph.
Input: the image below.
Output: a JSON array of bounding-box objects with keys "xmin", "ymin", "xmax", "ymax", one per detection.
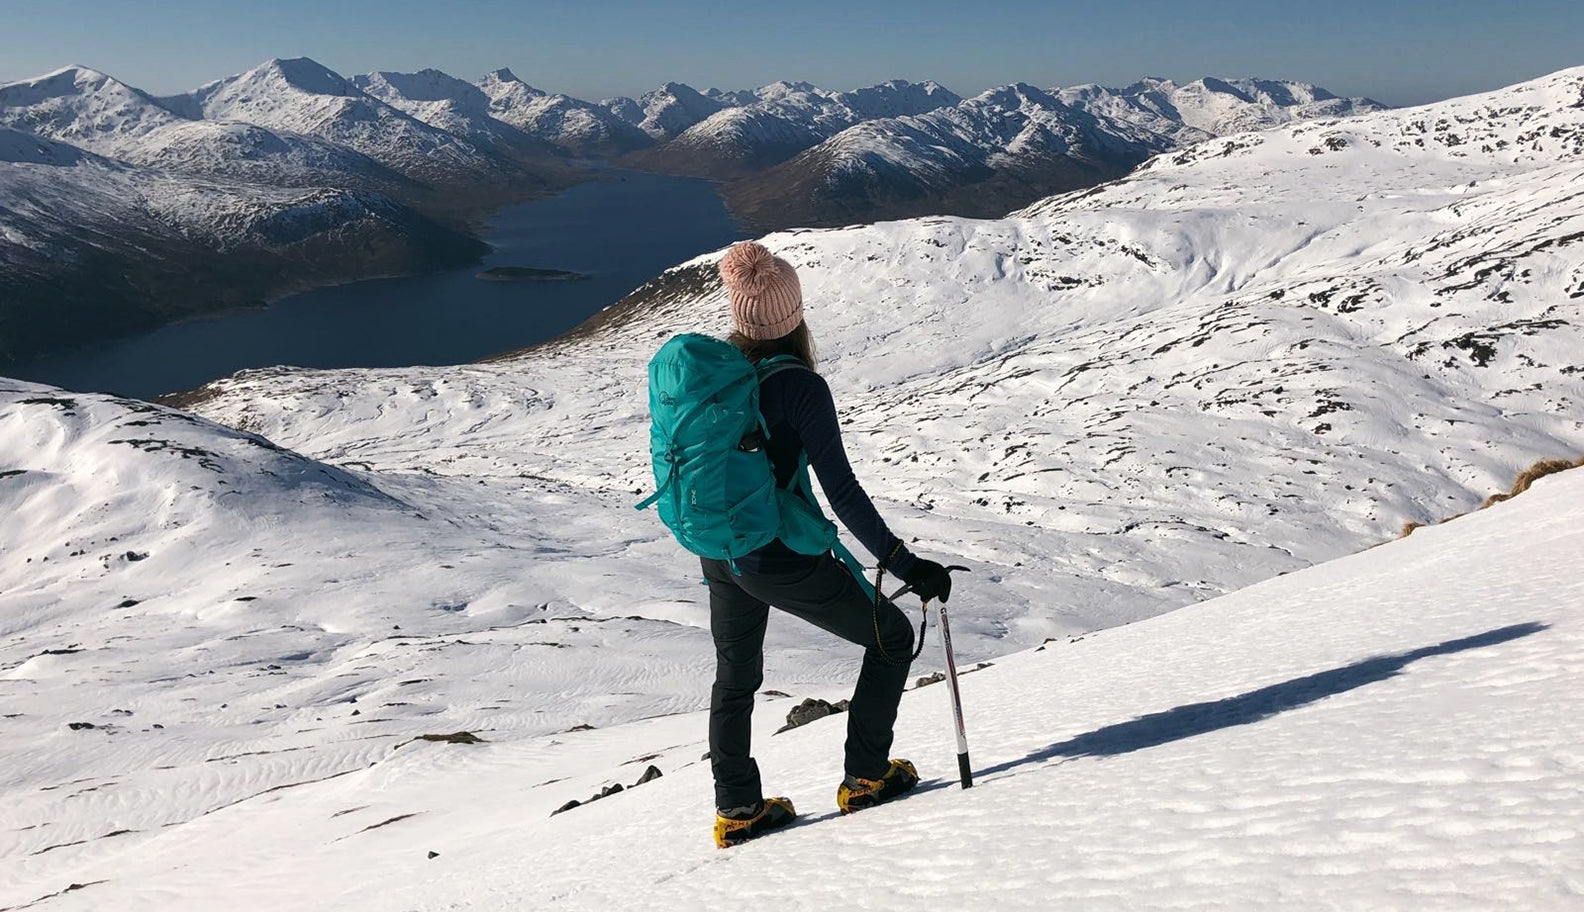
[{"xmin": 739, "ymin": 365, "xmax": 918, "ymax": 578}]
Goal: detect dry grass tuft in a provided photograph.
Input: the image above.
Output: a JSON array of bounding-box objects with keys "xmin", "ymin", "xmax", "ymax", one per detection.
[
  {"xmin": 1399, "ymin": 521, "xmax": 1422, "ymax": 539},
  {"xmin": 1508, "ymin": 458, "xmax": 1581, "ymax": 497},
  {"xmin": 1482, "ymin": 492, "xmax": 1512, "ymax": 509}
]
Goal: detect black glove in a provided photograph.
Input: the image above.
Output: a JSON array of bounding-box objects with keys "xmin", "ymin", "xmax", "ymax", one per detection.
[{"xmin": 903, "ymin": 558, "xmax": 954, "ymax": 604}]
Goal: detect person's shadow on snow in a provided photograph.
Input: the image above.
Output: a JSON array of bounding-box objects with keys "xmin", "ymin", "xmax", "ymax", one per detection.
[{"xmin": 980, "ymin": 621, "xmax": 1548, "ymax": 778}]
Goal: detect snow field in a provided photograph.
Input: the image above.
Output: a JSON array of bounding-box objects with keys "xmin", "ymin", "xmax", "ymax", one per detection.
[{"xmin": 15, "ymin": 467, "xmax": 1581, "ymax": 911}]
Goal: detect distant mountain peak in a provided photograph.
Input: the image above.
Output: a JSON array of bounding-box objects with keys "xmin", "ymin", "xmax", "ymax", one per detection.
[
  {"xmin": 643, "ymin": 82, "xmax": 715, "ymax": 107},
  {"xmin": 482, "ymin": 67, "xmax": 522, "ymax": 85},
  {"xmin": 254, "ymin": 57, "xmax": 354, "ymax": 97},
  {"xmin": 759, "ymin": 80, "xmax": 818, "ymax": 96},
  {"xmin": 42, "ymin": 64, "xmax": 113, "ymax": 85},
  {"xmin": 977, "ymin": 82, "xmax": 1061, "ymax": 109},
  {"xmin": 354, "ymin": 68, "xmax": 485, "ymax": 106},
  {"xmin": 1122, "ymin": 76, "xmax": 1178, "ymax": 94},
  {"xmin": 5, "ymin": 65, "xmax": 133, "ymax": 97},
  {"xmin": 1192, "ymin": 76, "xmax": 1254, "ymax": 102},
  {"xmin": 477, "ymin": 67, "xmax": 544, "ymax": 97}
]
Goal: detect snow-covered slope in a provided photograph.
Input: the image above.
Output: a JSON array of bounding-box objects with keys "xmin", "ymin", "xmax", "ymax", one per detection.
[
  {"xmin": 728, "ymin": 75, "xmax": 1385, "ymax": 229},
  {"xmin": 0, "ymin": 371, "xmax": 743, "ymax": 901},
  {"xmin": 0, "ymin": 65, "xmax": 186, "ymax": 146},
  {"xmin": 4, "ymin": 391, "xmax": 1580, "ymax": 909},
  {"xmin": 477, "ymin": 68, "xmax": 652, "ymax": 156}
]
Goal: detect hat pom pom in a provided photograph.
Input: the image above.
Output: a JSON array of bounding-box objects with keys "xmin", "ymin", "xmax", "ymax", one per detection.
[{"xmin": 720, "ymin": 242, "xmax": 781, "ymax": 295}]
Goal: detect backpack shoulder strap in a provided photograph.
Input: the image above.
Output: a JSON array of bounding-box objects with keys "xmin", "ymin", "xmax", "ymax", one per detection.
[{"xmin": 755, "ymin": 354, "xmax": 812, "ymax": 384}]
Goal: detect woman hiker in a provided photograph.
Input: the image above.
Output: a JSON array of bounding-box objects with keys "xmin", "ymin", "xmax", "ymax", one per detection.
[{"xmin": 703, "ymin": 241, "xmax": 956, "ymax": 847}]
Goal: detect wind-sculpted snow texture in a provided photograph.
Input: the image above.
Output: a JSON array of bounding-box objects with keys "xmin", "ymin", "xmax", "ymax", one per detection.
[{"xmin": 4, "ymin": 68, "xmax": 1584, "ymax": 907}]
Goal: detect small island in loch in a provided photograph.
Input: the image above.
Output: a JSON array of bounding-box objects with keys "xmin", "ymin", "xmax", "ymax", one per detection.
[{"xmin": 476, "ymin": 266, "xmax": 590, "ymax": 282}]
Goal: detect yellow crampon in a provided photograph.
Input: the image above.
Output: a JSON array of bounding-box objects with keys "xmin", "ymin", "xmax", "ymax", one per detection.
[
  {"xmin": 837, "ymin": 758, "xmax": 919, "ymax": 814},
  {"xmin": 713, "ymin": 796, "xmax": 797, "ymax": 848}
]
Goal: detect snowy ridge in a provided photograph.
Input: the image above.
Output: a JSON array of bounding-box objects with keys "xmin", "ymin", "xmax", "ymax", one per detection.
[
  {"xmin": 0, "ymin": 377, "xmax": 718, "ymax": 899},
  {"xmin": 0, "ymin": 124, "xmax": 99, "ymax": 167},
  {"xmin": 1057, "ymin": 75, "xmax": 1385, "ymax": 141}
]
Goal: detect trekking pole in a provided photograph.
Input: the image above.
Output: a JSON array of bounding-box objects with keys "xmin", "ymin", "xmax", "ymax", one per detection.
[{"xmin": 889, "ymin": 565, "xmax": 973, "ymax": 789}]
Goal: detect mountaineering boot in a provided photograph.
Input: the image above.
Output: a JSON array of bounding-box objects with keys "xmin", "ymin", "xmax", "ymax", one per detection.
[
  {"xmin": 713, "ymin": 796, "xmax": 797, "ymax": 848},
  {"xmin": 837, "ymin": 758, "xmax": 919, "ymax": 814}
]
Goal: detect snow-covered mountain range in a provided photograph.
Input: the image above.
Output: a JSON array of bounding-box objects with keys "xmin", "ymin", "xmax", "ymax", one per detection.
[
  {"xmin": 626, "ymin": 79, "xmax": 963, "ymax": 178},
  {"xmin": 350, "ymin": 68, "xmax": 560, "ymax": 160},
  {"xmin": 4, "ymin": 65, "xmax": 1579, "ymax": 906},
  {"xmin": 473, "ymin": 67, "xmax": 653, "ymax": 157},
  {"xmin": 725, "ymin": 76, "xmax": 1385, "ymax": 229},
  {"xmin": 0, "ymin": 58, "xmax": 1390, "ymax": 365},
  {"xmin": 169, "ymin": 58, "xmax": 531, "ymax": 193},
  {"xmin": 614, "ymin": 81, "xmax": 731, "ymax": 140},
  {"xmin": 0, "ymin": 66, "xmax": 410, "ymax": 192},
  {"xmin": 0, "ymin": 58, "xmax": 573, "ymax": 366}
]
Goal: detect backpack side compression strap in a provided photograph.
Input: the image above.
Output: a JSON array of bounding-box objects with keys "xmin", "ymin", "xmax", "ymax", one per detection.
[{"xmin": 788, "ymin": 454, "xmax": 876, "ymax": 601}]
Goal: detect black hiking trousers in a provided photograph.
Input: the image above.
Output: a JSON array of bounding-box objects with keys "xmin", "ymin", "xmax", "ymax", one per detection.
[{"xmin": 702, "ymin": 552, "xmax": 916, "ymax": 811}]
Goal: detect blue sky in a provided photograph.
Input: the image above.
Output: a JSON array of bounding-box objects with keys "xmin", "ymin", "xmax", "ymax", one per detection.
[{"xmin": 1, "ymin": 0, "xmax": 1580, "ymax": 105}]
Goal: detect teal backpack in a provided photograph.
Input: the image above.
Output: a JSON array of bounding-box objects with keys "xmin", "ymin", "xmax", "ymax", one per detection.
[{"xmin": 635, "ymin": 333, "xmax": 871, "ymax": 588}]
